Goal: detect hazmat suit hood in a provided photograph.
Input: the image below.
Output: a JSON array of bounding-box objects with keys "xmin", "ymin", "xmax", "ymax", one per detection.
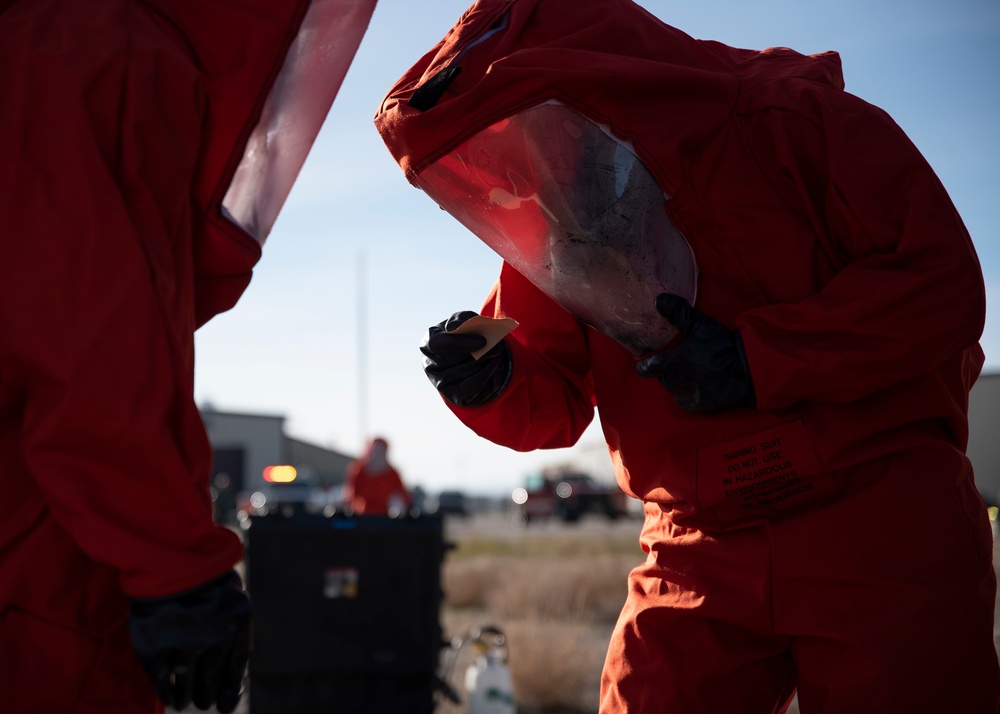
[
  {"xmin": 150, "ymin": 0, "xmax": 376, "ymax": 325},
  {"xmin": 374, "ymin": 0, "xmax": 843, "ymax": 353},
  {"xmin": 362, "ymin": 436, "xmax": 391, "ymax": 474}
]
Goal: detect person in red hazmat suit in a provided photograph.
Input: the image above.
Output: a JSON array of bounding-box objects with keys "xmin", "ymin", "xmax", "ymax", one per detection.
[
  {"xmin": 374, "ymin": 0, "xmax": 1000, "ymax": 711},
  {"xmin": 0, "ymin": 1, "xmax": 375, "ymax": 712},
  {"xmin": 343, "ymin": 437, "xmax": 412, "ymax": 516}
]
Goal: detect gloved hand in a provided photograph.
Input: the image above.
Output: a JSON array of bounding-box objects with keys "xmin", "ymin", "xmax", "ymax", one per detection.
[
  {"xmin": 129, "ymin": 570, "xmax": 251, "ymax": 713},
  {"xmin": 420, "ymin": 311, "xmax": 513, "ymax": 407},
  {"xmin": 636, "ymin": 294, "xmax": 755, "ymax": 412}
]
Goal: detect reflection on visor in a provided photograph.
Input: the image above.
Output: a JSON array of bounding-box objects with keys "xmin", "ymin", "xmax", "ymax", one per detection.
[{"xmin": 414, "ymin": 102, "xmax": 698, "ymax": 355}]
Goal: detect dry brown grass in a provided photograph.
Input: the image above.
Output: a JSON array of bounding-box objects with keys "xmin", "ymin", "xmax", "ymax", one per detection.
[
  {"xmin": 436, "ymin": 518, "xmax": 1000, "ymax": 714},
  {"xmin": 444, "ymin": 555, "xmax": 633, "ymax": 623},
  {"xmin": 180, "ymin": 515, "xmax": 1000, "ymax": 714},
  {"xmin": 434, "ymin": 517, "xmax": 644, "ymax": 714}
]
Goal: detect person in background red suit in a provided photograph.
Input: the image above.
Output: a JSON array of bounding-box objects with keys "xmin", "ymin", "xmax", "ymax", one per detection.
[
  {"xmin": 0, "ymin": 1, "xmax": 374, "ymax": 712},
  {"xmin": 344, "ymin": 437, "xmax": 412, "ymax": 516},
  {"xmin": 376, "ymin": 0, "xmax": 1000, "ymax": 711}
]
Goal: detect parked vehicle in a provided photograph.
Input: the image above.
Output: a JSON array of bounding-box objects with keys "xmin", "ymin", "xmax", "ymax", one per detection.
[
  {"xmin": 236, "ymin": 481, "xmax": 318, "ymax": 525},
  {"xmin": 511, "ymin": 467, "xmax": 627, "ymax": 526},
  {"xmin": 425, "ymin": 490, "xmax": 470, "ymax": 518}
]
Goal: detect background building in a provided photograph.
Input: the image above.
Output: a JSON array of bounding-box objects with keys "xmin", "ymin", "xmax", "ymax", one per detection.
[
  {"xmin": 969, "ymin": 371, "xmax": 1000, "ymax": 506},
  {"xmin": 199, "ymin": 369, "xmax": 1000, "ymax": 520},
  {"xmin": 200, "ymin": 406, "xmax": 355, "ymax": 523}
]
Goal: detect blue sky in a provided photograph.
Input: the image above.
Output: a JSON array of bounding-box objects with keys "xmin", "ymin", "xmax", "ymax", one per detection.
[{"xmin": 193, "ymin": 0, "xmax": 1000, "ymax": 496}]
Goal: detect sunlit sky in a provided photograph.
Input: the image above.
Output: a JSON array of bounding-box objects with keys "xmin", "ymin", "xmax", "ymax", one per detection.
[{"xmin": 194, "ymin": 0, "xmax": 1000, "ymax": 496}]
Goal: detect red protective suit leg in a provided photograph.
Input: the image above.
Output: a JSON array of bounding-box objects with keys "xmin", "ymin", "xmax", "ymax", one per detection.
[
  {"xmin": 600, "ymin": 515, "xmax": 797, "ymax": 714},
  {"xmin": 773, "ymin": 454, "xmax": 1000, "ymax": 714},
  {"xmin": 601, "ymin": 454, "xmax": 1000, "ymax": 714}
]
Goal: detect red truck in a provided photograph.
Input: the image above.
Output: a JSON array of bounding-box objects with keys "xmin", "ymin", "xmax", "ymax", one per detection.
[{"xmin": 511, "ymin": 467, "xmax": 629, "ymax": 526}]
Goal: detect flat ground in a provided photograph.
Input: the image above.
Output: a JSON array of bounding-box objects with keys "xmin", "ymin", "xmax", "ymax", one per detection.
[{"xmin": 170, "ymin": 510, "xmax": 999, "ymax": 714}]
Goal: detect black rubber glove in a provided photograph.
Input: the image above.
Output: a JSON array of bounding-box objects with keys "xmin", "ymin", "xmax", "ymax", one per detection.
[
  {"xmin": 420, "ymin": 311, "xmax": 513, "ymax": 407},
  {"xmin": 129, "ymin": 570, "xmax": 251, "ymax": 713},
  {"xmin": 636, "ymin": 294, "xmax": 755, "ymax": 412}
]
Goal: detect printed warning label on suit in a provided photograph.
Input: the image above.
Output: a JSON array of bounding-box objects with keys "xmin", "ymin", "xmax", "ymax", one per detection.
[{"xmin": 696, "ymin": 420, "xmax": 835, "ymax": 524}]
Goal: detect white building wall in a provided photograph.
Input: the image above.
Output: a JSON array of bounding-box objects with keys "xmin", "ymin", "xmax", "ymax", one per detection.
[{"xmin": 969, "ymin": 372, "xmax": 1000, "ymax": 504}]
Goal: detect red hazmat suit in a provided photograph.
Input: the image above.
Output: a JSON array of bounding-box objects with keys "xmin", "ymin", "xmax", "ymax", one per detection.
[
  {"xmin": 0, "ymin": 1, "xmax": 373, "ymax": 712},
  {"xmin": 344, "ymin": 438, "xmax": 412, "ymax": 516},
  {"xmin": 375, "ymin": 0, "xmax": 999, "ymax": 711}
]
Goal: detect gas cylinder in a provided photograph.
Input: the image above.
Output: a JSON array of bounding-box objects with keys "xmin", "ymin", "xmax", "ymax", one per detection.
[{"xmin": 464, "ymin": 625, "xmax": 516, "ymax": 714}]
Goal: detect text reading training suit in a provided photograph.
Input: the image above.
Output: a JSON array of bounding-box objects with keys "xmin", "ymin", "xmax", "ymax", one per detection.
[
  {"xmin": 375, "ymin": 0, "xmax": 1000, "ymax": 711},
  {"xmin": 0, "ymin": 1, "xmax": 374, "ymax": 712}
]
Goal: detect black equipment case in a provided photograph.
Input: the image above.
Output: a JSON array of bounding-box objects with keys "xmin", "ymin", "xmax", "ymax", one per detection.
[{"xmin": 245, "ymin": 513, "xmax": 447, "ymax": 713}]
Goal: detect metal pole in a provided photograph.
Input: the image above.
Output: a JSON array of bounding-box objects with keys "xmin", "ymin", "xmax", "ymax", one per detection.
[{"xmin": 357, "ymin": 250, "xmax": 368, "ymax": 449}]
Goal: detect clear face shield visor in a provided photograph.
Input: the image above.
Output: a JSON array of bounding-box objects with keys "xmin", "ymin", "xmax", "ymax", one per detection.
[
  {"xmin": 413, "ymin": 102, "xmax": 698, "ymax": 355},
  {"xmin": 220, "ymin": 0, "xmax": 376, "ymax": 244}
]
